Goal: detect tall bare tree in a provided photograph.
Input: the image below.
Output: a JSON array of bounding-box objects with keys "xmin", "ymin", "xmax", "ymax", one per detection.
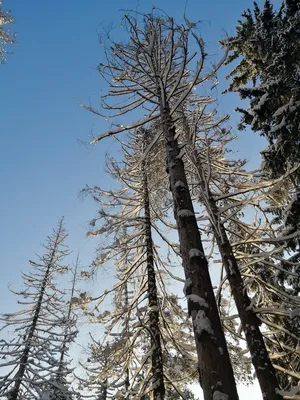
[
  {"xmin": 81, "ymin": 131, "xmax": 197, "ymax": 399},
  {"xmin": 0, "ymin": 219, "xmax": 73, "ymax": 400},
  {"xmin": 83, "ymin": 12, "xmax": 238, "ymax": 400},
  {"xmin": 173, "ymin": 95, "xmax": 283, "ymax": 399}
]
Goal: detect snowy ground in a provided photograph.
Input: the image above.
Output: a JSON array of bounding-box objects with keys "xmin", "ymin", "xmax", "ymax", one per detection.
[{"xmin": 191, "ymin": 381, "xmax": 263, "ymax": 400}]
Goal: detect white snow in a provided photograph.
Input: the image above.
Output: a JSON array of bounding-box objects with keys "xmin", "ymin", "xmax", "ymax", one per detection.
[
  {"xmin": 174, "ymin": 364, "xmax": 183, "ymax": 372},
  {"xmin": 213, "ymin": 391, "xmax": 229, "ymax": 400},
  {"xmin": 276, "ymin": 385, "xmax": 300, "ymax": 397},
  {"xmin": 290, "ymin": 308, "xmax": 300, "ymax": 319},
  {"xmin": 177, "ymin": 209, "xmax": 194, "ymax": 218},
  {"xmin": 187, "ymin": 294, "xmax": 208, "ymax": 309},
  {"xmin": 246, "ymin": 297, "xmax": 256, "ymax": 311},
  {"xmin": 269, "ymin": 116, "xmax": 286, "ymax": 133},
  {"xmin": 227, "ymin": 259, "xmax": 235, "ymax": 275},
  {"xmin": 253, "ymin": 92, "xmax": 268, "ymax": 112},
  {"xmin": 193, "ymin": 310, "xmax": 214, "ymax": 336},
  {"xmin": 273, "ymin": 103, "xmax": 290, "ymax": 118},
  {"xmin": 175, "ymin": 180, "xmax": 186, "ymax": 189},
  {"xmin": 189, "ymin": 248, "xmax": 205, "ymax": 259},
  {"xmin": 176, "ymin": 148, "xmax": 186, "ymax": 159}
]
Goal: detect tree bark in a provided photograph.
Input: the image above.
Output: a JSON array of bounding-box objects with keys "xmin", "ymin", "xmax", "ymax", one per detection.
[
  {"xmin": 141, "ymin": 154, "xmax": 165, "ymax": 400},
  {"xmin": 182, "ymin": 121, "xmax": 282, "ymax": 400},
  {"xmin": 123, "ymin": 282, "xmax": 130, "ymax": 398},
  {"xmin": 161, "ymin": 105, "xmax": 239, "ymax": 400}
]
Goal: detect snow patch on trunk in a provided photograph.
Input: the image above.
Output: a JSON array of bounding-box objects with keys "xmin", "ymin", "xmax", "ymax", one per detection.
[
  {"xmin": 175, "ymin": 180, "xmax": 186, "ymax": 189},
  {"xmin": 213, "ymin": 391, "xmax": 229, "ymax": 400},
  {"xmin": 187, "ymin": 294, "xmax": 208, "ymax": 308},
  {"xmin": 178, "ymin": 209, "xmax": 194, "ymax": 218},
  {"xmin": 189, "ymin": 248, "xmax": 205, "ymax": 259},
  {"xmin": 227, "ymin": 258, "xmax": 236, "ymax": 275},
  {"xmin": 193, "ymin": 310, "xmax": 214, "ymax": 336}
]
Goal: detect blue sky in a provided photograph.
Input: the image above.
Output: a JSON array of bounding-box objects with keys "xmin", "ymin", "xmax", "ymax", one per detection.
[{"xmin": 0, "ymin": 0, "xmax": 281, "ymax": 398}]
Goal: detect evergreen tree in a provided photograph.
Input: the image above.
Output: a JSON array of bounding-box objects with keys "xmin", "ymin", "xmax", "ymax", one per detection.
[
  {"xmin": 225, "ymin": 0, "xmax": 300, "ymax": 245},
  {"xmin": 0, "ymin": 219, "xmax": 74, "ymax": 399},
  {"xmin": 83, "ymin": 12, "xmax": 238, "ymax": 399},
  {"xmin": 225, "ymin": 0, "xmax": 300, "ymax": 390}
]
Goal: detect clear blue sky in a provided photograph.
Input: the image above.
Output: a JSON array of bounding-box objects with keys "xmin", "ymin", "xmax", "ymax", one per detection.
[{"xmin": 0, "ymin": 0, "xmax": 281, "ymax": 397}]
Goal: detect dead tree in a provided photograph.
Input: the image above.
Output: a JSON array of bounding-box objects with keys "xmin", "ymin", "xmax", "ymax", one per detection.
[
  {"xmin": 176, "ymin": 97, "xmax": 283, "ymax": 400},
  {"xmin": 82, "ymin": 131, "xmax": 197, "ymax": 398},
  {"xmin": 0, "ymin": 219, "xmax": 71, "ymax": 400},
  {"xmin": 83, "ymin": 12, "xmax": 238, "ymax": 400}
]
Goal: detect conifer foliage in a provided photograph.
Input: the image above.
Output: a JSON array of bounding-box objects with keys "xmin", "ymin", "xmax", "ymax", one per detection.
[
  {"xmin": 225, "ymin": 0, "xmax": 300, "ymax": 249},
  {"xmin": 226, "ymin": 0, "xmax": 300, "ymax": 183},
  {"xmin": 226, "ymin": 0, "xmax": 300, "ymax": 391}
]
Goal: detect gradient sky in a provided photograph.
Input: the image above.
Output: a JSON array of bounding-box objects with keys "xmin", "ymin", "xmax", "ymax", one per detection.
[{"xmin": 0, "ymin": 0, "xmax": 281, "ymax": 398}]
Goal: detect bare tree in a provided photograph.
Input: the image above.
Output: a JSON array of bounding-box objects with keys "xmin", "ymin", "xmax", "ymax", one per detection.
[
  {"xmin": 0, "ymin": 0, "xmax": 15, "ymax": 63},
  {"xmin": 173, "ymin": 95, "xmax": 283, "ymax": 399},
  {"xmin": 44, "ymin": 258, "xmax": 79, "ymax": 400},
  {"xmin": 140, "ymin": 128, "xmax": 165, "ymax": 399},
  {"xmin": 83, "ymin": 12, "xmax": 238, "ymax": 400},
  {"xmin": 224, "ymin": 195, "xmax": 300, "ymax": 392},
  {"xmin": 0, "ymin": 219, "xmax": 72, "ymax": 400},
  {"xmin": 80, "ymin": 131, "xmax": 198, "ymax": 399}
]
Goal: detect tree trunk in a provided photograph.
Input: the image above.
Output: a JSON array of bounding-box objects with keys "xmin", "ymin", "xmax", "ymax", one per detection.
[
  {"xmin": 9, "ymin": 222, "xmax": 64, "ymax": 400},
  {"xmin": 216, "ymin": 234, "xmax": 282, "ymax": 400},
  {"xmin": 53, "ymin": 260, "xmax": 78, "ymax": 400},
  {"xmin": 182, "ymin": 121, "xmax": 282, "ymax": 400},
  {"xmin": 161, "ymin": 105, "xmax": 239, "ymax": 400},
  {"xmin": 123, "ymin": 276, "xmax": 130, "ymax": 398},
  {"xmin": 141, "ymin": 154, "xmax": 165, "ymax": 400}
]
